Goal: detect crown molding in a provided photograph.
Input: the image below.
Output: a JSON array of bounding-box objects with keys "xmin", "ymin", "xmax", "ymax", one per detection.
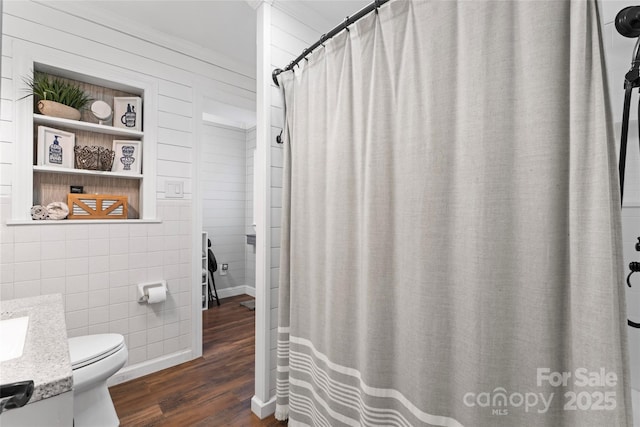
[
  {"xmin": 35, "ymin": 0, "xmax": 256, "ymax": 80},
  {"xmin": 245, "ymin": 0, "xmax": 262, "ymax": 10},
  {"xmin": 245, "ymin": 0, "xmax": 274, "ymax": 10}
]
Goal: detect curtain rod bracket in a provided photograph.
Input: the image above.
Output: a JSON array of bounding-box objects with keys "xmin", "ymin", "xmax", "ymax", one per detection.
[
  {"xmin": 270, "ymin": 0, "xmax": 391, "ymax": 88},
  {"xmin": 272, "ymin": 68, "xmax": 283, "ymax": 87}
]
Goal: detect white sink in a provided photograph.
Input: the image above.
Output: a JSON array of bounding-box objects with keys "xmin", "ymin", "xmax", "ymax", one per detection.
[{"xmin": 0, "ymin": 316, "xmax": 29, "ymax": 362}]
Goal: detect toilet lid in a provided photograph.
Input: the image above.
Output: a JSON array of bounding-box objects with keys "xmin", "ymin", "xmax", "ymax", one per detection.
[{"xmin": 68, "ymin": 334, "xmax": 125, "ymax": 369}]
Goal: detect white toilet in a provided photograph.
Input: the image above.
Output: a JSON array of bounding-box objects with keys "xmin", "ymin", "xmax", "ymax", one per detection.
[{"xmin": 68, "ymin": 334, "xmax": 128, "ymax": 427}]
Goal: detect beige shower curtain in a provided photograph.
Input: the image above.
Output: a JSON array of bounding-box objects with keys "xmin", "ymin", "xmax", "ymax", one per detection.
[{"xmin": 275, "ymin": 1, "xmax": 632, "ymax": 426}]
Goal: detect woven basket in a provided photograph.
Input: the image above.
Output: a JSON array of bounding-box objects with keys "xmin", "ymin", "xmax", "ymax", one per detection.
[{"xmin": 74, "ymin": 146, "xmax": 115, "ymax": 171}]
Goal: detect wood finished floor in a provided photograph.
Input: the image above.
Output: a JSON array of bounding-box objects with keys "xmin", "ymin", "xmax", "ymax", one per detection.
[{"xmin": 109, "ymin": 295, "xmax": 287, "ymax": 426}]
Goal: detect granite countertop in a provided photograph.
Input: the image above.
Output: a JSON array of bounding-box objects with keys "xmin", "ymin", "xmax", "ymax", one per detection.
[{"xmin": 0, "ymin": 294, "xmax": 73, "ymax": 404}]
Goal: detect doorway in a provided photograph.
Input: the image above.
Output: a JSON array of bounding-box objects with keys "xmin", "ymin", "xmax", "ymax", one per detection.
[{"xmin": 200, "ymin": 114, "xmax": 256, "ymax": 306}]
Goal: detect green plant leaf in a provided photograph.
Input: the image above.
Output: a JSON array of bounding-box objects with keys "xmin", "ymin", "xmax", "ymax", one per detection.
[{"xmin": 22, "ymin": 72, "xmax": 92, "ymax": 110}]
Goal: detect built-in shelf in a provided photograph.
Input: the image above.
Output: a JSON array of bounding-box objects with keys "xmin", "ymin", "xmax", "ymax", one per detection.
[
  {"xmin": 6, "ymin": 219, "xmax": 161, "ymax": 226},
  {"xmin": 33, "ymin": 114, "xmax": 143, "ymax": 138},
  {"xmin": 33, "ymin": 165, "xmax": 143, "ymax": 179},
  {"xmin": 11, "ymin": 54, "xmax": 157, "ymax": 221}
]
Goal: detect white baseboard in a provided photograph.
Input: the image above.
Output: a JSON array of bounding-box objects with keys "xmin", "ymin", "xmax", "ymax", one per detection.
[
  {"xmin": 107, "ymin": 286, "xmax": 257, "ymax": 387},
  {"xmin": 108, "ymin": 349, "xmax": 193, "ymax": 386},
  {"xmin": 251, "ymin": 395, "xmax": 276, "ymax": 419},
  {"xmin": 217, "ymin": 284, "xmax": 256, "ymax": 299}
]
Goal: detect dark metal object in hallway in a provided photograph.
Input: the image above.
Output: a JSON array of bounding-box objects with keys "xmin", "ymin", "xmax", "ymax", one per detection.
[{"xmin": 207, "ymin": 238, "xmax": 220, "ymax": 307}]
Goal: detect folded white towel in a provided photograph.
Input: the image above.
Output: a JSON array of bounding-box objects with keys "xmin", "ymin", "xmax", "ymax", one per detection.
[{"xmin": 47, "ymin": 202, "xmax": 69, "ymax": 220}]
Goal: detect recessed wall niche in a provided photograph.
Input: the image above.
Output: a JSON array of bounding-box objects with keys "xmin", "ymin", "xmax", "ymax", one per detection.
[{"xmin": 28, "ymin": 67, "xmax": 145, "ymax": 219}]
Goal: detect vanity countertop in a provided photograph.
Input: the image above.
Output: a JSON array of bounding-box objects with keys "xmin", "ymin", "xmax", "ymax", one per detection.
[{"xmin": 0, "ymin": 294, "xmax": 73, "ymax": 404}]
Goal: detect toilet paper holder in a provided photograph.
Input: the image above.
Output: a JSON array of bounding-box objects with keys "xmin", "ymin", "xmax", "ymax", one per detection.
[{"xmin": 137, "ymin": 281, "xmax": 168, "ymax": 303}]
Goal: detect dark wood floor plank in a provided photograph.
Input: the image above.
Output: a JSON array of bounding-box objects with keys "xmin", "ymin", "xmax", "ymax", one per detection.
[{"xmin": 110, "ymin": 295, "xmax": 287, "ymax": 426}]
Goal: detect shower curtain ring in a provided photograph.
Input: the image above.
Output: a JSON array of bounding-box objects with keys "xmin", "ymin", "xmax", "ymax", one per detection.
[
  {"xmin": 276, "ymin": 129, "xmax": 284, "ymax": 144},
  {"xmin": 374, "ymin": 0, "xmax": 380, "ymax": 14},
  {"xmin": 344, "ymin": 16, "xmax": 351, "ymax": 32},
  {"xmin": 321, "ymin": 34, "xmax": 327, "ymax": 47}
]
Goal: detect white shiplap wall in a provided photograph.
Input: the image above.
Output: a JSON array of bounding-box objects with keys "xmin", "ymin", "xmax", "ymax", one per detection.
[
  {"xmin": 0, "ymin": 0, "xmax": 255, "ymax": 383},
  {"xmin": 201, "ymin": 121, "xmax": 248, "ymax": 294},
  {"xmin": 599, "ymin": 0, "xmax": 640, "ymax": 395},
  {"xmin": 1, "ymin": 1, "xmax": 255, "ymax": 199}
]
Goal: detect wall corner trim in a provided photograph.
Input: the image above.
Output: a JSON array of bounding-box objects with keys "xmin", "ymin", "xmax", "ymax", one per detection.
[
  {"xmin": 254, "ymin": 0, "xmax": 273, "ymax": 408},
  {"xmin": 251, "ymin": 395, "xmax": 277, "ymax": 419}
]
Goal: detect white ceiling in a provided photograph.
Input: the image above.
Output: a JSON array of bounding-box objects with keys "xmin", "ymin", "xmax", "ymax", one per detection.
[
  {"xmin": 54, "ymin": 0, "xmax": 369, "ymax": 124},
  {"xmin": 79, "ymin": 0, "xmax": 370, "ymax": 76}
]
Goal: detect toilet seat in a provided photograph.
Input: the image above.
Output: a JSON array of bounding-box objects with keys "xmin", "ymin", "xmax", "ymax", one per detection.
[
  {"xmin": 67, "ymin": 333, "xmax": 128, "ymax": 426},
  {"xmin": 68, "ymin": 334, "xmax": 125, "ymax": 370}
]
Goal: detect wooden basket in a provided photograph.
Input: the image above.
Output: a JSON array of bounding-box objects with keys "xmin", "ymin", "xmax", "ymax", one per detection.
[{"xmin": 67, "ymin": 194, "xmax": 128, "ymax": 219}]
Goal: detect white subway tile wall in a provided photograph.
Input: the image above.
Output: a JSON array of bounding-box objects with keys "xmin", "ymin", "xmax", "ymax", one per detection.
[{"xmin": 0, "ymin": 198, "xmax": 193, "ymax": 370}]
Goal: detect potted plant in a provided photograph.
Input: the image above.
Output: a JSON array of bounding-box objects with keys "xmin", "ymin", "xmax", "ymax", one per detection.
[{"xmin": 23, "ymin": 72, "xmax": 92, "ymax": 121}]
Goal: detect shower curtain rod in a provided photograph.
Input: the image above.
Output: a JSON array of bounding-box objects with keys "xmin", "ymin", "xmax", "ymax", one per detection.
[{"xmin": 272, "ymin": 0, "xmax": 390, "ymax": 86}]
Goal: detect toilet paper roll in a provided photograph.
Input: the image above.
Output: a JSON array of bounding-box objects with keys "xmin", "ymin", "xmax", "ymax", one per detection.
[{"xmin": 147, "ymin": 286, "xmax": 166, "ymax": 304}]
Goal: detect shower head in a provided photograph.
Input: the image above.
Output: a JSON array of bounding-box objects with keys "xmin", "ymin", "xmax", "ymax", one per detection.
[
  {"xmin": 615, "ymin": 6, "xmax": 640, "ymax": 38},
  {"xmin": 617, "ymin": 6, "xmax": 640, "ymax": 85}
]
